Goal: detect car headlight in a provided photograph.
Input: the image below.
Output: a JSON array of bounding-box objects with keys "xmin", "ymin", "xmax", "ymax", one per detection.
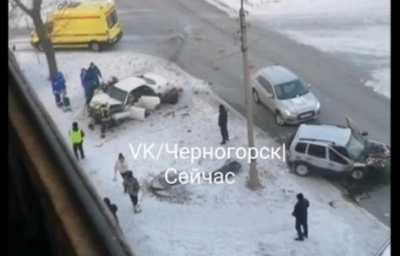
[
  {"xmin": 283, "ymin": 109, "xmax": 294, "ymax": 117},
  {"xmin": 315, "ymin": 101, "xmax": 321, "ymax": 112}
]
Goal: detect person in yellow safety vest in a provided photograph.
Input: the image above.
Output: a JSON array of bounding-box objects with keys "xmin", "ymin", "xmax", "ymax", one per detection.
[{"xmin": 69, "ymin": 121, "xmax": 85, "ymax": 160}]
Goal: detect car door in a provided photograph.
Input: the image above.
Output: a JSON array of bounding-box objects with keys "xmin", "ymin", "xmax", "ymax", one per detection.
[
  {"xmin": 306, "ymin": 144, "xmax": 329, "ymax": 170},
  {"xmin": 252, "ymin": 75, "xmax": 266, "ymax": 105},
  {"xmin": 257, "ymin": 76, "xmax": 276, "ymax": 110},
  {"xmin": 290, "ymin": 142, "xmax": 308, "ymax": 162},
  {"xmin": 328, "ymin": 148, "xmax": 351, "ymax": 173},
  {"xmin": 126, "ymin": 90, "xmax": 137, "ymax": 106}
]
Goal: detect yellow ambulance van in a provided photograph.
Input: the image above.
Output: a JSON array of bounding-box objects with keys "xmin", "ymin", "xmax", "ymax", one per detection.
[{"xmin": 31, "ymin": 1, "xmax": 123, "ymax": 51}]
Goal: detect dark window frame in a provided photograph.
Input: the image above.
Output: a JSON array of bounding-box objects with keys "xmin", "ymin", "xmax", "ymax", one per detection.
[
  {"xmin": 257, "ymin": 76, "xmax": 274, "ymax": 96},
  {"xmin": 329, "ymin": 149, "xmax": 348, "ymax": 165},
  {"xmin": 106, "ymin": 10, "xmax": 118, "ymax": 29},
  {"xmin": 307, "ymin": 144, "xmax": 327, "ymax": 159},
  {"xmin": 295, "ymin": 142, "xmax": 307, "ymax": 154}
]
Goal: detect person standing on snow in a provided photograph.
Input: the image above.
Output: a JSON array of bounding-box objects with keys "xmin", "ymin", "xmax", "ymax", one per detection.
[
  {"xmin": 80, "ymin": 68, "xmax": 90, "ymax": 104},
  {"xmin": 123, "ymin": 171, "xmax": 141, "ymax": 213},
  {"xmin": 218, "ymin": 104, "xmax": 229, "ymax": 145},
  {"xmin": 292, "ymin": 193, "xmax": 310, "ymax": 241},
  {"xmin": 69, "ymin": 122, "xmax": 85, "ymax": 160},
  {"xmin": 88, "ymin": 62, "xmax": 102, "ymax": 87},
  {"xmin": 103, "ymin": 197, "xmax": 119, "ymax": 224},
  {"xmin": 114, "ymin": 153, "xmax": 130, "ymax": 192},
  {"xmin": 85, "ymin": 63, "xmax": 102, "ymax": 104},
  {"xmin": 51, "ymin": 71, "xmax": 66, "ymax": 108}
]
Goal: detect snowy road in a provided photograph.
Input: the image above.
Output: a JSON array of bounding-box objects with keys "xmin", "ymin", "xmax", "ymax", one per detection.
[
  {"xmin": 8, "ymin": 0, "xmax": 390, "ymax": 226},
  {"xmin": 108, "ymin": 0, "xmax": 391, "ymax": 226}
]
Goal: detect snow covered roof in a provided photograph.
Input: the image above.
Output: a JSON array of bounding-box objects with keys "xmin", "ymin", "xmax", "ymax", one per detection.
[
  {"xmin": 296, "ymin": 124, "xmax": 351, "ymax": 147},
  {"xmin": 114, "ymin": 77, "xmax": 148, "ymax": 92},
  {"xmin": 258, "ymin": 65, "xmax": 298, "ymax": 86}
]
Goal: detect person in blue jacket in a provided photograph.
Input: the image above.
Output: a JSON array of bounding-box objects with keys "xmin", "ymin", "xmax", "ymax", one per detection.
[
  {"xmin": 52, "ymin": 72, "xmax": 66, "ymax": 107},
  {"xmin": 80, "ymin": 68, "xmax": 90, "ymax": 104},
  {"xmin": 85, "ymin": 62, "xmax": 102, "ymax": 104}
]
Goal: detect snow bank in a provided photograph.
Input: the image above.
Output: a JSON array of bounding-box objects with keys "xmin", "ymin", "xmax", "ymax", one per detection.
[
  {"xmin": 204, "ymin": 0, "xmax": 391, "ymax": 98},
  {"xmin": 14, "ymin": 50, "xmax": 389, "ymax": 256},
  {"xmin": 365, "ymin": 68, "xmax": 391, "ymax": 98},
  {"xmin": 205, "ymin": 0, "xmax": 389, "ymax": 18}
]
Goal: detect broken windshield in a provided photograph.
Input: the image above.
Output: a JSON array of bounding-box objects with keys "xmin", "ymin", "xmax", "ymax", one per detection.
[{"xmin": 345, "ymin": 134, "xmax": 365, "ymax": 160}]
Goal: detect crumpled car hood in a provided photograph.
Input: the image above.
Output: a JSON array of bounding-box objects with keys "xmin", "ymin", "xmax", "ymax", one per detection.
[
  {"xmin": 89, "ymin": 92, "xmax": 122, "ymax": 108},
  {"xmin": 364, "ymin": 141, "xmax": 390, "ymax": 168}
]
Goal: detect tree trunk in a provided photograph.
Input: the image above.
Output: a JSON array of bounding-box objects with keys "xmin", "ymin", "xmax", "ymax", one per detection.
[
  {"xmin": 31, "ymin": 12, "xmax": 58, "ymax": 81},
  {"xmin": 13, "ymin": 0, "xmax": 58, "ymax": 81}
]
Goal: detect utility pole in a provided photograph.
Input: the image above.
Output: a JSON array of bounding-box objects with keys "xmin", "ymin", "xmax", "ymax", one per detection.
[{"xmin": 239, "ymin": 0, "xmax": 262, "ymax": 189}]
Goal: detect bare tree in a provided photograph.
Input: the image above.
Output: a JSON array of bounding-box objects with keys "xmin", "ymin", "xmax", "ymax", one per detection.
[{"xmin": 13, "ymin": 0, "xmax": 58, "ymax": 81}]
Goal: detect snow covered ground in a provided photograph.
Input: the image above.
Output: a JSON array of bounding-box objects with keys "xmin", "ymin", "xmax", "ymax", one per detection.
[
  {"xmin": 204, "ymin": 0, "xmax": 391, "ymax": 98},
  {"xmin": 14, "ymin": 49, "xmax": 389, "ymax": 255}
]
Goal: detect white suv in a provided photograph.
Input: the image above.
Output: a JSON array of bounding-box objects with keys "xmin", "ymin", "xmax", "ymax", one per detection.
[{"xmin": 286, "ymin": 120, "xmax": 390, "ymax": 180}]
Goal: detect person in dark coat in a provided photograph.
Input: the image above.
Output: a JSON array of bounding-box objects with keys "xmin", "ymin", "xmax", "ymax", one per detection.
[
  {"xmin": 51, "ymin": 71, "xmax": 66, "ymax": 107},
  {"xmin": 85, "ymin": 63, "xmax": 102, "ymax": 104},
  {"xmin": 88, "ymin": 62, "xmax": 102, "ymax": 87},
  {"xmin": 123, "ymin": 171, "xmax": 141, "ymax": 213},
  {"xmin": 218, "ymin": 104, "xmax": 229, "ymax": 145},
  {"xmin": 80, "ymin": 68, "xmax": 90, "ymax": 104},
  {"xmin": 68, "ymin": 122, "xmax": 85, "ymax": 160},
  {"xmin": 292, "ymin": 193, "xmax": 310, "ymax": 241},
  {"xmin": 103, "ymin": 197, "xmax": 119, "ymax": 224},
  {"xmin": 80, "ymin": 68, "xmax": 87, "ymax": 88}
]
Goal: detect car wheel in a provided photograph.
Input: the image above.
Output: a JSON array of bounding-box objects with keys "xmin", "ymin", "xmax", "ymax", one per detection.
[
  {"xmin": 351, "ymin": 169, "xmax": 365, "ymax": 180},
  {"xmin": 275, "ymin": 112, "xmax": 285, "ymax": 126},
  {"xmin": 295, "ymin": 163, "xmax": 310, "ymax": 177},
  {"xmin": 89, "ymin": 42, "xmax": 101, "ymax": 52},
  {"xmin": 252, "ymin": 89, "xmax": 260, "ymax": 104}
]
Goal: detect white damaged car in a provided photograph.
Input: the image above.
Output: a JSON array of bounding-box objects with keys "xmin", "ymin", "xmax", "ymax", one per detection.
[{"xmin": 89, "ymin": 73, "xmax": 171, "ymax": 123}]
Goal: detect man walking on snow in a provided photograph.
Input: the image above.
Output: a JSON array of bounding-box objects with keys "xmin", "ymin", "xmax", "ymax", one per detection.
[
  {"xmin": 114, "ymin": 153, "xmax": 130, "ymax": 192},
  {"xmin": 218, "ymin": 104, "xmax": 229, "ymax": 145},
  {"xmin": 123, "ymin": 171, "xmax": 141, "ymax": 213},
  {"xmin": 292, "ymin": 193, "xmax": 310, "ymax": 241},
  {"xmin": 69, "ymin": 122, "xmax": 85, "ymax": 160}
]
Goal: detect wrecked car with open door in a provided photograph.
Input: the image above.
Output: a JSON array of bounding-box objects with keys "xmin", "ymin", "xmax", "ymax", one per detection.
[
  {"xmin": 88, "ymin": 73, "xmax": 180, "ymax": 130},
  {"xmin": 286, "ymin": 117, "xmax": 390, "ymax": 180}
]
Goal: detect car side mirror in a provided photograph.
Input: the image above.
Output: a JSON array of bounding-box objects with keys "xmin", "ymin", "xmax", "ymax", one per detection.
[{"xmin": 361, "ymin": 131, "xmax": 368, "ymax": 136}]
